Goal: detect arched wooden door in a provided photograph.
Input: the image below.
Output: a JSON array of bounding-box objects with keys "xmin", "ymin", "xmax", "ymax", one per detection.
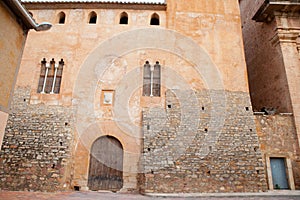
[{"xmin": 88, "ymin": 136, "xmax": 123, "ymax": 191}]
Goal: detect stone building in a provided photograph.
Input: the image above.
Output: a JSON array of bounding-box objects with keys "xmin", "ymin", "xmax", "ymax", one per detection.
[
  {"xmin": 239, "ymin": 0, "xmax": 300, "ymax": 190},
  {"xmin": 0, "ymin": 0, "xmax": 299, "ymax": 193},
  {"xmin": 0, "ymin": 0, "xmax": 51, "ymax": 150}
]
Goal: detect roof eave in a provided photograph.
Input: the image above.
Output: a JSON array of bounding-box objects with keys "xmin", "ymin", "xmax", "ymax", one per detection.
[
  {"xmin": 23, "ymin": 1, "xmax": 167, "ymax": 10},
  {"xmin": 21, "ymin": 0, "xmax": 166, "ymax": 5},
  {"xmin": 253, "ymin": 0, "xmax": 300, "ymax": 22}
]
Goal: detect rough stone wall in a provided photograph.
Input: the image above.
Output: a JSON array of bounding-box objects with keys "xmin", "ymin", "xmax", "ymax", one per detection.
[
  {"xmin": 239, "ymin": 0, "xmax": 293, "ymax": 113},
  {"xmin": 140, "ymin": 89, "xmax": 268, "ymax": 193},
  {"xmin": 255, "ymin": 114, "xmax": 300, "ymax": 189},
  {"xmin": 0, "ymin": 88, "xmax": 73, "ymax": 192}
]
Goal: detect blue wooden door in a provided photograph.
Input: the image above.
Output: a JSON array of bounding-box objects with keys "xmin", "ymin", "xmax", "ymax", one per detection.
[{"xmin": 270, "ymin": 158, "xmax": 289, "ymax": 189}]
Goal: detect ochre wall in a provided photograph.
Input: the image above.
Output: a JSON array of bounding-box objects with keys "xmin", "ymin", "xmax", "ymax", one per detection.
[
  {"xmin": 18, "ymin": 0, "xmax": 250, "ymax": 95},
  {"xmin": 166, "ymin": 0, "xmax": 249, "ymax": 92},
  {"xmin": 0, "ymin": 2, "xmax": 27, "ymax": 149},
  {"xmin": 0, "ymin": 3, "xmax": 26, "ymax": 111}
]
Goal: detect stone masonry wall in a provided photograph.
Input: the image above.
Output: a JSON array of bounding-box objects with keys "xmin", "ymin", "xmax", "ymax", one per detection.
[
  {"xmin": 140, "ymin": 89, "xmax": 268, "ymax": 193},
  {"xmin": 0, "ymin": 88, "xmax": 73, "ymax": 192},
  {"xmin": 255, "ymin": 114, "xmax": 300, "ymax": 189}
]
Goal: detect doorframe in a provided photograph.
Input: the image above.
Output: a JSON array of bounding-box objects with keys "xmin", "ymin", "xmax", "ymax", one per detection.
[{"xmin": 266, "ymin": 155, "xmax": 295, "ymax": 190}]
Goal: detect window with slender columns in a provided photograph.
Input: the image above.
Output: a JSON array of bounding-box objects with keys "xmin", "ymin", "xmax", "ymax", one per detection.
[
  {"xmin": 143, "ymin": 61, "xmax": 161, "ymax": 97},
  {"xmin": 37, "ymin": 58, "xmax": 64, "ymax": 94}
]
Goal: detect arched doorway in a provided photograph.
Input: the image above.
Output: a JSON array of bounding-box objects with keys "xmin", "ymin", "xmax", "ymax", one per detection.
[{"xmin": 88, "ymin": 136, "xmax": 123, "ymax": 191}]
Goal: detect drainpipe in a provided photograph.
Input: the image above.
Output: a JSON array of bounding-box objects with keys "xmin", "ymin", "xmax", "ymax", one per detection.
[{"xmin": 11, "ymin": 0, "xmax": 52, "ymax": 31}]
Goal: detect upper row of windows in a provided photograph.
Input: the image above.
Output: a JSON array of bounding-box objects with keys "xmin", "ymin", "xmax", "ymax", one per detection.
[{"xmin": 56, "ymin": 11, "xmax": 160, "ymax": 25}]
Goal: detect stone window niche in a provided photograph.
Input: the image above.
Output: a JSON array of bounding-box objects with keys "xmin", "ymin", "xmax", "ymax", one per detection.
[
  {"xmin": 37, "ymin": 58, "xmax": 64, "ymax": 94},
  {"xmin": 88, "ymin": 11, "xmax": 97, "ymax": 24},
  {"xmin": 143, "ymin": 61, "xmax": 161, "ymax": 97},
  {"xmin": 150, "ymin": 13, "xmax": 160, "ymax": 26},
  {"xmin": 119, "ymin": 12, "xmax": 128, "ymax": 25},
  {"xmin": 57, "ymin": 11, "xmax": 66, "ymax": 24}
]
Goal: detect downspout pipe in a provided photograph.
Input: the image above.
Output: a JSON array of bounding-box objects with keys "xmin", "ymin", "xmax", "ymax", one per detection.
[{"xmin": 11, "ymin": 0, "xmax": 52, "ymax": 31}]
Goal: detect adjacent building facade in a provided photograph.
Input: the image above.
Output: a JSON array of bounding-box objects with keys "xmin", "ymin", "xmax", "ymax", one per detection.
[
  {"xmin": 240, "ymin": 0, "xmax": 300, "ymax": 190},
  {"xmin": 0, "ymin": 0, "xmax": 299, "ymax": 193}
]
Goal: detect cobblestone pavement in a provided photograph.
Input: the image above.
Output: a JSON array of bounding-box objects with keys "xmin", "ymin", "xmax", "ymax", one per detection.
[{"xmin": 0, "ymin": 191, "xmax": 300, "ymax": 200}]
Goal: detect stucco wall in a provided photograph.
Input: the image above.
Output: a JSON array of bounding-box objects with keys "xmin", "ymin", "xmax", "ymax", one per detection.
[
  {"xmin": 18, "ymin": 0, "xmax": 250, "ymax": 95},
  {"xmin": 0, "ymin": 2, "xmax": 27, "ymax": 150},
  {"xmin": 167, "ymin": 0, "xmax": 249, "ymax": 93},
  {"xmin": 0, "ymin": 3, "xmax": 26, "ymax": 111}
]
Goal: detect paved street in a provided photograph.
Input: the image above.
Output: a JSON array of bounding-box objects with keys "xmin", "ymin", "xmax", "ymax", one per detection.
[{"xmin": 0, "ymin": 191, "xmax": 300, "ymax": 200}]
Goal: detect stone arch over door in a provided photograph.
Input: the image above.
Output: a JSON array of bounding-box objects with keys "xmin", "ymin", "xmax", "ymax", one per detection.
[{"xmin": 88, "ymin": 135, "xmax": 123, "ymax": 191}]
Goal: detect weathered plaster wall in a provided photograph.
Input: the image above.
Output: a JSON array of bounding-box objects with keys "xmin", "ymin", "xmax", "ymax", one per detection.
[
  {"xmin": 255, "ymin": 114, "xmax": 300, "ymax": 189},
  {"xmin": 17, "ymin": 8, "xmax": 167, "ymax": 104},
  {"xmin": 239, "ymin": 0, "xmax": 292, "ymax": 113},
  {"xmin": 167, "ymin": 0, "xmax": 249, "ymax": 93}
]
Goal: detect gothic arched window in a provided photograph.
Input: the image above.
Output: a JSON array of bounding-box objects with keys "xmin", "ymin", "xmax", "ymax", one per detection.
[
  {"xmin": 143, "ymin": 61, "xmax": 161, "ymax": 97},
  {"xmin": 150, "ymin": 13, "xmax": 160, "ymax": 25}
]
